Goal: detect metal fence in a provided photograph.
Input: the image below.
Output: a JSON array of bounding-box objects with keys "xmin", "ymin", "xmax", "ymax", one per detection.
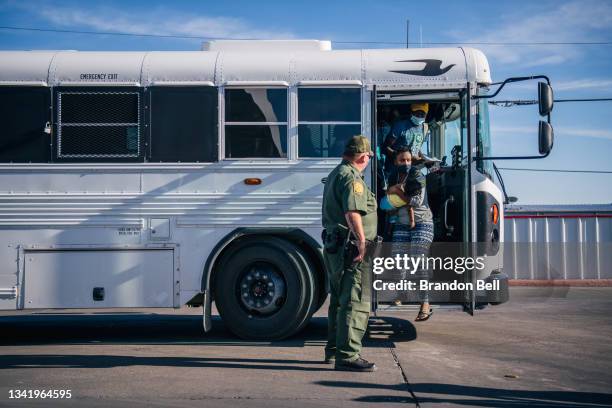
[{"xmin": 503, "ymin": 205, "xmax": 612, "ymax": 280}]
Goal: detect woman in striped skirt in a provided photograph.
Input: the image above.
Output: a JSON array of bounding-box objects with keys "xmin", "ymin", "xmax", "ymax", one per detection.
[{"xmin": 380, "ymin": 146, "xmax": 435, "ymax": 321}]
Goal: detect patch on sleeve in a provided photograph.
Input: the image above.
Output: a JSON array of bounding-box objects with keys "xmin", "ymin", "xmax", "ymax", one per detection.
[{"xmin": 353, "ymin": 181, "xmax": 364, "ymax": 196}]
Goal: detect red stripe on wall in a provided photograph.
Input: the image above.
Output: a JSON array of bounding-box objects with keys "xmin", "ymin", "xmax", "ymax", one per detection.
[
  {"xmin": 505, "ymin": 214, "xmax": 612, "ymax": 219},
  {"xmin": 510, "ymin": 279, "xmax": 612, "ymax": 287}
]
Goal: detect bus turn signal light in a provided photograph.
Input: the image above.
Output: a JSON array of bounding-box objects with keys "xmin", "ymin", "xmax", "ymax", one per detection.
[
  {"xmin": 491, "ymin": 203, "xmax": 499, "ymax": 225},
  {"xmin": 244, "ymin": 178, "xmax": 262, "ymax": 185}
]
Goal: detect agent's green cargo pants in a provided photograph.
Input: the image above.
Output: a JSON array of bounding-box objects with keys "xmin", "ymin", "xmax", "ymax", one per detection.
[{"xmin": 324, "ymin": 248, "xmax": 371, "ymax": 362}]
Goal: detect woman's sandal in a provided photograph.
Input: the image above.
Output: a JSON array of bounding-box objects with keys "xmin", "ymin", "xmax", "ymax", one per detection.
[{"xmin": 415, "ymin": 308, "xmax": 433, "ymax": 322}]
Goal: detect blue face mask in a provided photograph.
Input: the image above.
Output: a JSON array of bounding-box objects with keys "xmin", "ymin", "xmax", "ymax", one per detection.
[{"xmin": 411, "ymin": 115, "xmax": 425, "ymax": 126}]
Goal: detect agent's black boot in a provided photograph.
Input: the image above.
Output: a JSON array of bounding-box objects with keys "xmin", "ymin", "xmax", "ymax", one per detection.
[{"xmin": 334, "ymin": 357, "xmax": 377, "ymax": 372}]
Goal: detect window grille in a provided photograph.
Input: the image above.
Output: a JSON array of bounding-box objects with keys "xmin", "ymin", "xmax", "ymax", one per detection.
[{"xmin": 57, "ymin": 91, "xmax": 140, "ymax": 159}]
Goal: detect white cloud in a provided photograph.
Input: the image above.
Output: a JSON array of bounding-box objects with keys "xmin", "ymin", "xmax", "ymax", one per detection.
[
  {"xmin": 521, "ymin": 55, "xmax": 567, "ymax": 68},
  {"xmin": 554, "ymin": 79, "xmax": 612, "ymax": 92},
  {"xmin": 491, "ymin": 126, "xmax": 534, "ymax": 135},
  {"xmin": 451, "ymin": 0, "xmax": 612, "ymax": 69},
  {"xmin": 492, "ymin": 125, "xmax": 612, "ymax": 140},
  {"xmin": 15, "ymin": 3, "xmax": 294, "ymax": 41},
  {"xmin": 557, "ymin": 127, "xmax": 612, "ymax": 140}
]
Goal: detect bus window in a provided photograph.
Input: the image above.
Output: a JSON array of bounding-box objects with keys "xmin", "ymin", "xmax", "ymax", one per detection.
[
  {"xmin": 443, "ymin": 118, "xmax": 462, "ymax": 164},
  {"xmin": 477, "ymin": 95, "xmax": 494, "ymax": 179},
  {"xmin": 297, "ymin": 88, "xmax": 361, "ymax": 158},
  {"xmin": 224, "ymin": 88, "xmax": 287, "ymax": 158},
  {"xmin": 149, "ymin": 87, "xmax": 218, "ymax": 162},
  {"xmin": 0, "ymin": 86, "xmax": 50, "ymax": 163},
  {"xmin": 56, "ymin": 89, "xmax": 142, "ymax": 161},
  {"xmin": 428, "ymin": 103, "xmax": 462, "ymax": 165}
]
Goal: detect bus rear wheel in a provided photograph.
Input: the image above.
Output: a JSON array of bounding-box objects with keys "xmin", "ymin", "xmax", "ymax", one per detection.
[{"xmin": 213, "ymin": 236, "xmax": 317, "ymax": 340}]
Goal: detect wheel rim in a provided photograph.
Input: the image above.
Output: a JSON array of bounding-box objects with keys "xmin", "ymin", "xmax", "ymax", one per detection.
[{"xmin": 238, "ymin": 262, "xmax": 286, "ymax": 316}]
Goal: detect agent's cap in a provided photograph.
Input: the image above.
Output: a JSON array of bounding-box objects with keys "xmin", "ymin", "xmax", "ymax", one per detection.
[
  {"xmin": 344, "ymin": 135, "xmax": 372, "ymax": 154},
  {"xmin": 411, "ymin": 102, "xmax": 429, "ymax": 113}
]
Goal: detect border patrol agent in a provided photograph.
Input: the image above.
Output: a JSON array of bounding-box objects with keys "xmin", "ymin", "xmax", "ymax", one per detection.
[{"xmin": 322, "ymin": 135, "xmax": 377, "ymax": 372}]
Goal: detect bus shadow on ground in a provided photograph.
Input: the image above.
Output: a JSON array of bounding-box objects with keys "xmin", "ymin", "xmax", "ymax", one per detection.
[
  {"xmin": 0, "ymin": 354, "xmax": 335, "ymax": 372},
  {"xmin": 0, "ymin": 314, "xmax": 416, "ymax": 374},
  {"xmin": 317, "ymin": 380, "xmax": 612, "ymax": 408},
  {"xmin": 0, "ymin": 314, "xmax": 416, "ymax": 347}
]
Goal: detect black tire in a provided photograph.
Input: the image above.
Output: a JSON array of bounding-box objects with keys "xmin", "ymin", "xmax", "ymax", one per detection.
[
  {"xmin": 214, "ymin": 236, "xmax": 317, "ymax": 340},
  {"xmin": 289, "ymin": 244, "xmax": 319, "ymax": 334},
  {"xmin": 294, "ymin": 247, "xmax": 328, "ymax": 316},
  {"xmin": 313, "ymin": 269, "xmax": 328, "ymax": 314}
]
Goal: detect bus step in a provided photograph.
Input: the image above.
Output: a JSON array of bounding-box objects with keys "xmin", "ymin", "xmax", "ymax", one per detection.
[{"xmin": 375, "ymin": 303, "xmax": 464, "ymax": 312}]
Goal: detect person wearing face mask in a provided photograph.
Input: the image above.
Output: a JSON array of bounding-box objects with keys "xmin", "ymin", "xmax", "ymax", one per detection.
[
  {"xmin": 388, "ymin": 103, "xmax": 430, "ymax": 160},
  {"xmin": 380, "ymin": 145, "xmax": 434, "ymax": 321}
]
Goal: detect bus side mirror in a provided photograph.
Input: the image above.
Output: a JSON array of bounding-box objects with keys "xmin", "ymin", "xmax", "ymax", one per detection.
[
  {"xmin": 538, "ymin": 121, "xmax": 554, "ymax": 155},
  {"xmin": 538, "ymin": 82, "xmax": 554, "ymax": 116}
]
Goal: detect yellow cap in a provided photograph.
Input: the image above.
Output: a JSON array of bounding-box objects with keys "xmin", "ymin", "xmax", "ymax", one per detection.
[{"xmin": 411, "ymin": 103, "xmax": 429, "ymax": 114}]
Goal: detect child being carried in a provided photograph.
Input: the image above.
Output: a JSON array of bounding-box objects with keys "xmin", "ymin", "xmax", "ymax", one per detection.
[{"xmin": 382, "ymin": 148, "xmax": 427, "ymax": 228}]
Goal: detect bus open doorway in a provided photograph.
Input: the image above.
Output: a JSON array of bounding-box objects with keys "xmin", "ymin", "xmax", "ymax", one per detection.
[{"xmin": 372, "ymin": 89, "xmax": 475, "ymax": 313}]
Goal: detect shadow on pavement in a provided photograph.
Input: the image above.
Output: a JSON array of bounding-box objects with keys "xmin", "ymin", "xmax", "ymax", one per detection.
[
  {"xmin": 0, "ymin": 355, "xmax": 334, "ymax": 371},
  {"xmin": 317, "ymin": 380, "xmax": 612, "ymax": 407},
  {"xmin": 0, "ymin": 316, "xmax": 415, "ymax": 373},
  {"xmin": 0, "ymin": 313, "xmax": 416, "ymax": 347}
]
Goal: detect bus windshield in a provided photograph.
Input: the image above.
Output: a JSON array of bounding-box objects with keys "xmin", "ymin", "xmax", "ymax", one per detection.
[
  {"xmin": 477, "ymin": 89, "xmax": 494, "ymax": 179},
  {"xmin": 424, "ymin": 98, "xmax": 465, "ymax": 167}
]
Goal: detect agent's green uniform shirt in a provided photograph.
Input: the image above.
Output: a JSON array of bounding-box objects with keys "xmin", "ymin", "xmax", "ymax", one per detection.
[
  {"xmin": 322, "ymin": 159, "xmax": 377, "ymax": 362},
  {"xmin": 322, "ymin": 160, "xmax": 377, "ymax": 240}
]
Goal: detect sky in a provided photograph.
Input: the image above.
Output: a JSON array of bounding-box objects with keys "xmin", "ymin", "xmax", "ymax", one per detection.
[{"xmin": 0, "ymin": 0, "xmax": 611, "ymax": 205}]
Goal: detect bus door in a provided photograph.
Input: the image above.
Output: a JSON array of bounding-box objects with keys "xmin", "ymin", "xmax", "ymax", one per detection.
[
  {"xmin": 370, "ymin": 87, "xmax": 475, "ymax": 313},
  {"xmin": 426, "ymin": 88, "xmax": 474, "ymax": 313}
]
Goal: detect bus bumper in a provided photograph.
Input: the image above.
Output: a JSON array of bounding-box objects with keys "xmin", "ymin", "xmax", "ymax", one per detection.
[{"xmin": 484, "ymin": 269, "xmax": 509, "ymax": 305}]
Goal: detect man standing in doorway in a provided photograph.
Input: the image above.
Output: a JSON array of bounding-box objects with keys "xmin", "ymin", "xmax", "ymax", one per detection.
[
  {"xmin": 384, "ymin": 102, "xmax": 430, "ymax": 159},
  {"xmin": 321, "ymin": 135, "xmax": 378, "ymax": 372}
]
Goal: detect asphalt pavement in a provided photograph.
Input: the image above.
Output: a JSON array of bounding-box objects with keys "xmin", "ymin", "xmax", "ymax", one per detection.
[{"xmin": 1, "ymin": 287, "xmax": 611, "ymax": 408}]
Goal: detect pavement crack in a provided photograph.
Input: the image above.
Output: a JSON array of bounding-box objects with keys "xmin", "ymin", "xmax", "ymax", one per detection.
[{"xmin": 388, "ymin": 344, "xmax": 421, "ymax": 408}]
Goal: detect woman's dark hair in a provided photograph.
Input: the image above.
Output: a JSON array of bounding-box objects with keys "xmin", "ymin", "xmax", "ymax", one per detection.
[{"xmin": 393, "ymin": 145, "xmax": 412, "ymax": 162}]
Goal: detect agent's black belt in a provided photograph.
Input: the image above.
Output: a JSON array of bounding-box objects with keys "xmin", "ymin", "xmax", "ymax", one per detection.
[{"xmin": 322, "ymin": 227, "xmax": 349, "ymax": 254}]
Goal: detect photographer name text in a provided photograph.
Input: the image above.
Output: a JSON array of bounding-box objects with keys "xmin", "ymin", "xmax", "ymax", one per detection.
[{"xmin": 373, "ymin": 279, "xmax": 500, "ymax": 291}]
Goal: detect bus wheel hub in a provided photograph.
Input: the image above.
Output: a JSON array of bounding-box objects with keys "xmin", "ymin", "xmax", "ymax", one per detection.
[{"xmin": 239, "ymin": 264, "xmax": 286, "ymax": 315}]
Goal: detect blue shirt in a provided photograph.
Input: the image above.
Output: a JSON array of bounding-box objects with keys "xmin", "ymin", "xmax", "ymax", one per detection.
[{"xmin": 391, "ymin": 118, "xmax": 428, "ymax": 157}]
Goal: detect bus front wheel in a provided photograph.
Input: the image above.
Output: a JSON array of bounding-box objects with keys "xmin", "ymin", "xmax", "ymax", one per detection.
[{"xmin": 213, "ymin": 236, "xmax": 317, "ymax": 340}]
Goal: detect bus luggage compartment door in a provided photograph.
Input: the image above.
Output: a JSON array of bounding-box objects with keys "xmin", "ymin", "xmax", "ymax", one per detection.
[{"xmin": 23, "ymin": 249, "xmax": 174, "ymax": 309}]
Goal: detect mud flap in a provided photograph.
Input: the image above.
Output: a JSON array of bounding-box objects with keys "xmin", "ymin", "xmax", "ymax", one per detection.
[{"xmin": 202, "ymin": 289, "xmax": 212, "ymax": 332}]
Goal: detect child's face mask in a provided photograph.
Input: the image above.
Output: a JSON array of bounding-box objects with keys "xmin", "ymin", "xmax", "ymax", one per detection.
[{"xmin": 397, "ymin": 164, "xmax": 411, "ymax": 174}]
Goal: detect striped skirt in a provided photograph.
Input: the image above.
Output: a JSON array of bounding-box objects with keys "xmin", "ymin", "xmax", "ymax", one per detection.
[{"xmin": 391, "ymin": 222, "xmax": 434, "ymax": 282}]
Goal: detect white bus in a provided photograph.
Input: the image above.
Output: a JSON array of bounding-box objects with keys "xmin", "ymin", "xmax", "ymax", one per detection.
[{"xmin": 0, "ymin": 40, "xmax": 553, "ymax": 339}]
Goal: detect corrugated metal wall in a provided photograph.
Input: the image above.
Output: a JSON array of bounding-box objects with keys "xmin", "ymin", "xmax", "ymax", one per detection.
[{"xmin": 503, "ymin": 205, "xmax": 612, "ymax": 280}]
